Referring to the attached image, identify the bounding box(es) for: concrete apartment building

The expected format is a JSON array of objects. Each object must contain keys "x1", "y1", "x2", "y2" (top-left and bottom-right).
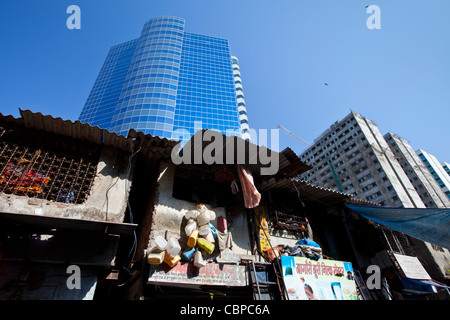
[
  {"x1": 417, "y1": 149, "x2": 450, "y2": 201},
  {"x1": 443, "y1": 162, "x2": 450, "y2": 177},
  {"x1": 384, "y1": 133, "x2": 450, "y2": 208},
  {"x1": 299, "y1": 110, "x2": 425, "y2": 209},
  {"x1": 298, "y1": 111, "x2": 450, "y2": 282}
]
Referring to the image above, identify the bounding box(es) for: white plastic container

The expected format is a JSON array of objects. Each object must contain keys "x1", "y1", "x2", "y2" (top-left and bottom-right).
[
  {"x1": 184, "y1": 220, "x2": 197, "y2": 237},
  {"x1": 197, "y1": 204, "x2": 207, "y2": 213},
  {"x1": 154, "y1": 235, "x2": 167, "y2": 250},
  {"x1": 194, "y1": 250, "x2": 206, "y2": 268},
  {"x1": 204, "y1": 231, "x2": 215, "y2": 244},
  {"x1": 198, "y1": 204, "x2": 216, "y2": 221},
  {"x1": 208, "y1": 209, "x2": 216, "y2": 220},
  {"x1": 197, "y1": 211, "x2": 210, "y2": 226},
  {"x1": 198, "y1": 224, "x2": 211, "y2": 236},
  {"x1": 166, "y1": 237, "x2": 181, "y2": 257},
  {"x1": 185, "y1": 210, "x2": 199, "y2": 220}
]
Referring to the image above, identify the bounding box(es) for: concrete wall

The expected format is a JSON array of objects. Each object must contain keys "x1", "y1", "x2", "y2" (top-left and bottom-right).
[
  {"x1": 0, "y1": 146, "x2": 131, "y2": 223},
  {"x1": 410, "y1": 238, "x2": 450, "y2": 281},
  {"x1": 354, "y1": 113, "x2": 425, "y2": 208},
  {"x1": 385, "y1": 133, "x2": 450, "y2": 208}
]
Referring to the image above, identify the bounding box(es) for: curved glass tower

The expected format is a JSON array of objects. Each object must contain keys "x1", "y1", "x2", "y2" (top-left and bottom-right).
[
  {"x1": 231, "y1": 56, "x2": 251, "y2": 141},
  {"x1": 79, "y1": 16, "x2": 243, "y2": 141}
]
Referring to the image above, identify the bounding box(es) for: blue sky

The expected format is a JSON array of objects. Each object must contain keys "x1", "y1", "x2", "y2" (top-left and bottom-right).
[{"x1": 1, "y1": 0, "x2": 449, "y2": 162}]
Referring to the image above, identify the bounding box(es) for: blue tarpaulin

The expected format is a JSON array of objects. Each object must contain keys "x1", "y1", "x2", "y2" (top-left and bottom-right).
[{"x1": 346, "y1": 205, "x2": 450, "y2": 249}]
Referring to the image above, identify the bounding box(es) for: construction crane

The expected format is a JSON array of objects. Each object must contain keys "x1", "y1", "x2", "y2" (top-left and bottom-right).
[
  {"x1": 277, "y1": 125, "x2": 312, "y2": 148},
  {"x1": 278, "y1": 125, "x2": 343, "y2": 191}
]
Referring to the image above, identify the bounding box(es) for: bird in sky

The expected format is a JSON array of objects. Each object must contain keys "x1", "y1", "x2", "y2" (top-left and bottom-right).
[{"x1": 324, "y1": 83, "x2": 328, "y2": 86}]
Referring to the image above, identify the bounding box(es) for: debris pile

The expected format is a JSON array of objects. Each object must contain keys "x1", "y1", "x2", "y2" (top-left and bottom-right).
[{"x1": 276, "y1": 238, "x2": 323, "y2": 261}]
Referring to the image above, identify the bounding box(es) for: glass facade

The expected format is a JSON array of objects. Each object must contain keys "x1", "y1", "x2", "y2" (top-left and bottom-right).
[{"x1": 78, "y1": 16, "x2": 242, "y2": 141}]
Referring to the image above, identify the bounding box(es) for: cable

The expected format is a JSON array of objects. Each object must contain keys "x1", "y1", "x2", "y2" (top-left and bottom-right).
[
  {"x1": 117, "y1": 147, "x2": 141, "y2": 287},
  {"x1": 105, "y1": 176, "x2": 120, "y2": 222},
  {"x1": 125, "y1": 146, "x2": 141, "y2": 222},
  {"x1": 291, "y1": 179, "x2": 305, "y2": 208},
  {"x1": 291, "y1": 178, "x2": 339, "y2": 209}
]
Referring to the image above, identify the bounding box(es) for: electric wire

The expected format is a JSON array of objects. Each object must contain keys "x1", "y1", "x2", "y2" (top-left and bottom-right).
[{"x1": 117, "y1": 147, "x2": 141, "y2": 287}]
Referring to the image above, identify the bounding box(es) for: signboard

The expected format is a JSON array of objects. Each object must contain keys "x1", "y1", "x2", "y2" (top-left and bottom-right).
[
  {"x1": 148, "y1": 262, "x2": 248, "y2": 287},
  {"x1": 393, "y1": 253, "x2": 431, "y2": 280},
  {"x1": 254, "y1": 207, "x2": 271, "y2": 252},
  {"x1": 281, "y1": 256, "x2": 359, "y2": 300}
]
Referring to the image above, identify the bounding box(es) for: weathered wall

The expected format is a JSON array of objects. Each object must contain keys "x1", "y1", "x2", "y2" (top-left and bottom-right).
[
  {"x1": 0, "y1": 146, "x2": 131, "y2": 223},
  {"x1": 410, "y1": 238, "x2": 450, "y2": 281}
]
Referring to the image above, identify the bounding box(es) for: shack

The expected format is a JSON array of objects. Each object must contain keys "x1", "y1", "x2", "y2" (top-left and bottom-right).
[
  {"x1": 3, "y1": 113, "x2": 446, "y2": 300},
  {"x1": 132, "y1": 130, "x2": 381, "y2": 300},
  {"x1": 0, "y1": 110, "x2": 173, "y2": 300}
]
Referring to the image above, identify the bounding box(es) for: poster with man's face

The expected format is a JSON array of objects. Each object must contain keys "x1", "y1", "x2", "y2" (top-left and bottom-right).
[{"x1": 281, "y1": 256, "x2": 359, "y2": 300}]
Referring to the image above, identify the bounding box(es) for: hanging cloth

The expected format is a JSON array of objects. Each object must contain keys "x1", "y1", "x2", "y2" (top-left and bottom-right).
[
  {"x1": 217, "y1": 230, "x2": 234, "y2": 251},
  {"x1": 237, "y1": 164, "x2": 261, "y2": 208}
]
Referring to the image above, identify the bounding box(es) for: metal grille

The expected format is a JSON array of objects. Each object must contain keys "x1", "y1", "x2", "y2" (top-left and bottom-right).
[
  {"x1": 0, "y1": 127, "x2": 99, "y2": 204},
  {"x1": 381, "y1": 227, "x2": 415, "y2": 256}
]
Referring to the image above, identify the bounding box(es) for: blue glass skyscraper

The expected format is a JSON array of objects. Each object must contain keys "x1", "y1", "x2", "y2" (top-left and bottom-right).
[{"x1": 79, "y1": 16, "x2": 249, "y2": 141}]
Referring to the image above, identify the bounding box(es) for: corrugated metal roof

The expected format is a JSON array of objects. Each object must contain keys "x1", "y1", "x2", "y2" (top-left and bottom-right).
[
  {"x1": 0, "y1": 111, "x2": 311, "y2": 172},
  {"x1": 176, "y1": 130, "x2": 312, "y2": 176},
  {"x1": 128, "y1": 128, "x2": 178, "y2": 160},
  {"x1": 16, "y1": 109, "x2": 134, "y2": 152},
  {"x1": 0, "y1": 110, "x2": 177, "y2": 160},
  {"x1": 278, "y1": 147, "x2": 313, "y2": 177},
  {"x1": 257, "y1": 177, "x2": 378, "y2": 206},
  {"x1": 1, "y1": 111, "x2": 376, "y2": 207}
]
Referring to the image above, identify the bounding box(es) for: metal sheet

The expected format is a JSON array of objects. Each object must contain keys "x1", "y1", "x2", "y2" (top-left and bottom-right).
[
  {"x1": 18, "y1": 109, "x2": 134, "y2": 152},
  {"x1": 176, "y1": 130, "x2": 312, "y2": 176},
  {"x1": 1, "y1": 110, "x2": 177, "y2": 161},
  {"x1": 258, "y1": 177, "x2": 378, "y2": 206}
]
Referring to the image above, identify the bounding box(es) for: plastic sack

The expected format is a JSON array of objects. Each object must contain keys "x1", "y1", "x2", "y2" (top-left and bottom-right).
[{"x1": 295, "y1": 238, "x2": 321, "y2": 248}]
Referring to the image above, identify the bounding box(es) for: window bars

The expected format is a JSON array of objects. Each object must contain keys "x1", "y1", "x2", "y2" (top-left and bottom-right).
[{"x1": 0, "y1": 127, "x2": 99, "y2": 204}]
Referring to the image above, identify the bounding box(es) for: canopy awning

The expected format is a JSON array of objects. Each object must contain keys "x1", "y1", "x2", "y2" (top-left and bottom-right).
[{"x1": 346, "y1": 204, "x2": 450, "y2": 249}]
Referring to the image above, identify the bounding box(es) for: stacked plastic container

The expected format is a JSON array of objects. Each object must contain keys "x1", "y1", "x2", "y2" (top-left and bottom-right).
[{"x1": 147, "y1": 204, "x2": 219, "y2": 269}]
